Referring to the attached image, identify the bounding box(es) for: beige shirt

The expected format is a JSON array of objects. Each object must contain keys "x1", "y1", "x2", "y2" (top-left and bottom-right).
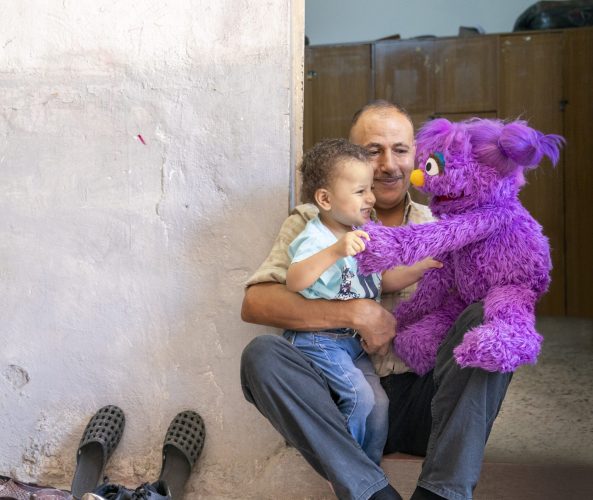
[{"x1": 245, "y1": 193, "x2": 434, "y2": 376}]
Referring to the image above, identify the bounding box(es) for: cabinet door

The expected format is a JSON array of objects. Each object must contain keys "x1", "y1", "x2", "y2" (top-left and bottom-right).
[
  {"x1": 564, "y1": 28, "x2": 593, "y2": 317},
  {"x1": 499, "y1": 32, "x2": 565, "y2": 316},
  {"x1": 434, "y1": 36, "x2": 498, "y2": 114},
  {"x1": 374, "y1": 39, "x2": 434, "y2": 129},
  {"x1": 304, "y1": 44, "x2": 372, "y2": 152}
]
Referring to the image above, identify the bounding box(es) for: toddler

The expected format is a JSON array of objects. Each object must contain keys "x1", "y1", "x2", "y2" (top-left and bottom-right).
[{"x1": 285, "y1": 138, "x2": 441, "y2": 464}]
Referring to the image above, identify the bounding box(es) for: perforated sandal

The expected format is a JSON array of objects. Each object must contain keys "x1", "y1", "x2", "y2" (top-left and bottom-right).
[
  {"x1": 158, "y1": 411, "x2": 205, "y2": 499},
  {"x1": 71, "y1": 405, "x2": 125, "y2": 499}
]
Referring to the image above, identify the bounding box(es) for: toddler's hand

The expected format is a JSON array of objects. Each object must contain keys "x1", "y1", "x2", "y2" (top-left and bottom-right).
[
  {"x1": 334, "y1": 230, "x2": 370, "y2": 258},
  {"x1": 414, "y1": 256, "x2": 443, "y2": 275}
]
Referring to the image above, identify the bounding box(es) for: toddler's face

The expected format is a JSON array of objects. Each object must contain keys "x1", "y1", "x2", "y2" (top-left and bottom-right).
[{"x1": 327, "y1": 159, "x2": 375, "y2": 228}]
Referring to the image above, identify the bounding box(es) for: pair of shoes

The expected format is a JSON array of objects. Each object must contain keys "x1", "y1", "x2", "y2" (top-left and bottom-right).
[{"x1": 71, "y1": 407, "x2": 205, "y2": 500}]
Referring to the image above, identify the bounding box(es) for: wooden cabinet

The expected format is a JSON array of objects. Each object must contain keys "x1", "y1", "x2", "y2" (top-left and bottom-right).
[
  {"x1": 434, "y1": 36, "x2": 498, "y2": 115},
  {"x1": 499, "y1": 32, "x2": 566, "y2": 316},
  {"x1": 564, "y1": 29, "x2": 593, "y2": 317},
  {"x1": 374, "y1": 36, "x2": 499, "y2": 126},
  {"x1": 303, "y1": 44, "x2": 372, "y2": 152},
  {"x1": 303, "y1": 28, "x2": 593, "y2": 317},
  {"x1": 374, "y1": 39, "x2": 434, "y2": 128}
]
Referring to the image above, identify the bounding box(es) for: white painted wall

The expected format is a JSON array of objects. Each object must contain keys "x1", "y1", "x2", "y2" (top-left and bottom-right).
[
  {"x1": 305, "y1": 0, "x2": 569, "y2": 45},
  {"x1": 0, "y1": 1, "x2": 304, "y2": 497}
]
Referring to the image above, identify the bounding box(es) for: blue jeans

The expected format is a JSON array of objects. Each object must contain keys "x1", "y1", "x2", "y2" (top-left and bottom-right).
[
  {"x1": 283, "y1": 330, "x2": 389, "y2": 465},
  {"x1": 241, "y1": 303, "x2": 512, "y2": 500}
]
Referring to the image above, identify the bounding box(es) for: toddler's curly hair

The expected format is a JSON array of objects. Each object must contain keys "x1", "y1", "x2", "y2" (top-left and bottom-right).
[{"x1": 299, "y1": 138, "x2": 371, "y2": 204}]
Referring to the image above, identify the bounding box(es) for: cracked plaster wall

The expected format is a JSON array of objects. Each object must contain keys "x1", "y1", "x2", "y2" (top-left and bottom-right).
[{"x1": 0, "y1": 1, "x2": 303, "y2": 497}]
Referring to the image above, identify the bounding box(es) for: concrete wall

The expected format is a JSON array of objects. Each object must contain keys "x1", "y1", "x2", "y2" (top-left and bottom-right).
[
  {"x1": 305, "y1": 0, "x2": 569, "y2": 45},
  {"x1": 0, "y1": 1, "x2": 304, "y2": 497}
]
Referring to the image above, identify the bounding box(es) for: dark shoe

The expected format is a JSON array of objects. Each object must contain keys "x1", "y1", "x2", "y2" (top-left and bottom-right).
[
  {"x1": 410, "y1": 486, "x2": 445, "y2": 499},
  {"x1": 71, "y1": 406, "x2": 126, "y2": 499},
  {"x1": 92, "y1": 481, "x2": 135, "y2": 500},
  {"x1": 158, "y1": 411, "x2": 205, "y2": 499},
  {"x1": 92, "y1": 480, "x2": 169, "y2": 500},
  {"x1": 130, "y1": 481, "x2": 171, "y2": 499},
  {"x1": 369, "y1": 484, "x2": 403, "y2": 500}
]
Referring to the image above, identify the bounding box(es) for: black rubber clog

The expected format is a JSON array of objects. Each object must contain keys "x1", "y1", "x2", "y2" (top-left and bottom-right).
[
  {"x1": 71, "y1": 405, "x2": 125, "y2": 499},
  {"x1": 158, "y1": 411, "x2": 205, "y2": 499}
]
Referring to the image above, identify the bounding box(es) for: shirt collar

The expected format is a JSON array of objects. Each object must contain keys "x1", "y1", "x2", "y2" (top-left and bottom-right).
[
  {"x1": 403, "y1": 192, "x2": 413, "y2": 224},
  {"x1": 371, "y1": 192, "x2": 414, "y2": 224}
]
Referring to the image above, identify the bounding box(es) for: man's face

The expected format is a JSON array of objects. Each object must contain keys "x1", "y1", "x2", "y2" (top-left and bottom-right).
[{"x1": 349, "y1": 109, "x2": 415, "y2": 212}]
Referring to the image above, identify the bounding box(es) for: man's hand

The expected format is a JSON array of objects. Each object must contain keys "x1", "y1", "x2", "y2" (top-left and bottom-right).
[
  {"x1": 349, "y1": 299, "x2": 396, "y2": 356},
  {"x1": 242, "y1": 284, "x2": 396, "y2": 356}
]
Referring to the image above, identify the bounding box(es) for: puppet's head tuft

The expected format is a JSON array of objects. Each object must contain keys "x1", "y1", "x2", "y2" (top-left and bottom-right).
[{"x1": 413, "y1": 118, "x2": 564, "y2": 217}]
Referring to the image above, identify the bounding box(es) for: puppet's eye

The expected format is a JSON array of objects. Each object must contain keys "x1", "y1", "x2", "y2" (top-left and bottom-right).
[{"x1": 425, "y1": 152, "x2": 445, "y2": 176}]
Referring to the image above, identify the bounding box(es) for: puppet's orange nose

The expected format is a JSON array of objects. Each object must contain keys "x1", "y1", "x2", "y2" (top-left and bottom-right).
[{"x1": 410, "y1": 169, "x2": 425, "y2": 187}]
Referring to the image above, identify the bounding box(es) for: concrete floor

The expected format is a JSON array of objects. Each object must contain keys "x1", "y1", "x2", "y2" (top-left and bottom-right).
[
  {"x1": 7, "y1": 316, "x2": 587, "y2": 498},
  {"x1": 486, "y1": 316, "x2": 593, "y2": 466},
  {"x1": 383, "y1": 316, "x2": 593, "y2": 500},
  {"x1": 243, "y1": 316, "x2": 593, "y2": 499}
]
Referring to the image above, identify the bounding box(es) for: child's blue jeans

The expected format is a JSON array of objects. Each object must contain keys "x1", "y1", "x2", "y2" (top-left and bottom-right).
[{"x1": 282, "y1": 329, "x2": 389, "y2": 465}]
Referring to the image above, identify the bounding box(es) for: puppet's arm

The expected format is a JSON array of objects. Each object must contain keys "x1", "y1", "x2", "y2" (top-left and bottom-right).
[{"x1": 357, "y1": 207, "x2": 510, "y2": 274}]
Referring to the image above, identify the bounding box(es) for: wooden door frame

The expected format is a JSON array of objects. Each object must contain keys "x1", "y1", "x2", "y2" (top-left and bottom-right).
[{"x1": 290, "y1": 0, "x2": 305, "y2": 210}]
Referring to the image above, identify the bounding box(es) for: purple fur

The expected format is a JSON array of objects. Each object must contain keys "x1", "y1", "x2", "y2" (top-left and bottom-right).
[{"x1": 356, "y1": 118, "x2": 563, "y2": 374}]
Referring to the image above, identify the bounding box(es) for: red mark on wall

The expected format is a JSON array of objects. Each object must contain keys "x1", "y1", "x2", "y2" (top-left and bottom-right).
[{"x1": 137, "y1": 134, "x2": 146, "y2": 145}]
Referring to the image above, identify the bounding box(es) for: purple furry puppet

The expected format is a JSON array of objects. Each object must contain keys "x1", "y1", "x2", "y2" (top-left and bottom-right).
[{"x1": 356, "y1": 118, "x2": 564, "y2": 374}]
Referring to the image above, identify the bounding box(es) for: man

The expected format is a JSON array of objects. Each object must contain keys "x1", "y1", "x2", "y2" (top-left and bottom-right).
[{"x1": 240, "y1": 100, "x2": 512, "y2": 500}]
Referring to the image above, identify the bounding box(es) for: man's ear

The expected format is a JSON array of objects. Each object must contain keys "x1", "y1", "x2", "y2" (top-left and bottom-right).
[{"x1": 314, "y1": 188, "x2": 331, "y2": 211}]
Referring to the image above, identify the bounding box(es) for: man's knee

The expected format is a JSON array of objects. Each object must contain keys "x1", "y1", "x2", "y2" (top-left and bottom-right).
[
  {"x1": 446, "y1": 302, "x2": 484, "y2": 345},
  {"x1": 457, "y1": 302, "x2": 484, "y2": 330},
  {"x1": 241, "y1": 335, "x2": 285, "y2": 404},
  {"x1": 241, "y1": 335, "x2": 285, "y2": 376}
]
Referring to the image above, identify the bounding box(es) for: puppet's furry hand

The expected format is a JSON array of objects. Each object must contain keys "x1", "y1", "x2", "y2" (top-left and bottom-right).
[
  {"x1": 454, "y1": 322, "x2": 543, "y2": 372},
  {"x1": 356, "y1": 222, "x2": 405, "y2": 275},
  {"x1": 394, "y1": 323, "x2": 442, "y2": 376}
]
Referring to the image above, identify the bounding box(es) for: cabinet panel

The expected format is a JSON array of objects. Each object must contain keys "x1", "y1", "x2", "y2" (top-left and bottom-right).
[
  {"x1": 374, "y1": 39, "x2": 434, "y2": 115},
  {"x1": 304, "y1": 44, "x2": 372, "y2": 152},
  {"x1": 435, "y1": 36, "x2": 498, "y2": 113},
  {"x1": 564, "y1": 28, "x2": 593, "y2": 317},
  {"x1": 499, "y1": 33, "x2": 565, "y2": 316},
  {"x1": 409, "y1": 112, "x2": 434, "y2": 132}
]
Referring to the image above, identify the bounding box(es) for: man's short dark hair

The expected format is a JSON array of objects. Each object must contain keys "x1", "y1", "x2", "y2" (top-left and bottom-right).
[
  {"x1": 350, "y1": 99, "x2": 413, "y2": 131},
  {"x1": 299, "y1": 138, "x2": 370, "y2": 205}
]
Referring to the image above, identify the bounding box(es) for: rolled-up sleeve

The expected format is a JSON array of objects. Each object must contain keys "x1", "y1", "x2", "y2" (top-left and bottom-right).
[{"x1": 245, "y1": 204, "x2": 318, "y2": 287}]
